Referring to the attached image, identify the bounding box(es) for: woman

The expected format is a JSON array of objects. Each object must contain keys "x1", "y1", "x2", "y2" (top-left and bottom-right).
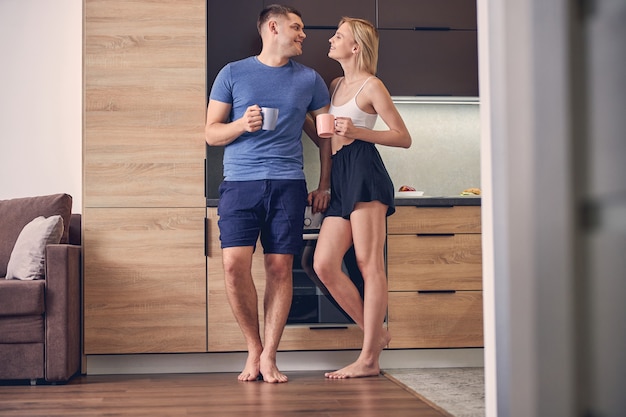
[{"x1": 307, "y1": 17, "x2": 412, "y2": 379}]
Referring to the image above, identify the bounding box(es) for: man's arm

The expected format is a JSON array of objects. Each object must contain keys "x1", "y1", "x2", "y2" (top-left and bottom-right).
[
  {"x1": 205, "y1": 100, "x2": 263, "y2": 146},
  {"x1": 306, "y1": 106, "x2": 332, "y2": 213}
]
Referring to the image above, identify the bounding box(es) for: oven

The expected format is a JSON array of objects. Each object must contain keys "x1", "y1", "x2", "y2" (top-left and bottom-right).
[{"x1": 287, "y1": 207, "x2": 365, "y2": 326}]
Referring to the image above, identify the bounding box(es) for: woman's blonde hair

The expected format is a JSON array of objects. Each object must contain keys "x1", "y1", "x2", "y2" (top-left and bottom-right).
[{"x1": 339, "y1": 17, "x2": 379, "y2": 75}]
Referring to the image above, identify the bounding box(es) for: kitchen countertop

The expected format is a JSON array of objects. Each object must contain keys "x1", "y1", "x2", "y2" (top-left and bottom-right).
[
  {"x1": 207, "y1": 196, "x2": 480, "y2": 208},
  {"x1": 394, "y1": 195, "x2": 481, "y2": 206}
]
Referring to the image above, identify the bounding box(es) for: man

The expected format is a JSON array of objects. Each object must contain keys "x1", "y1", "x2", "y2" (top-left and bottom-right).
[{"x1": 205, "y1": 4, "x2": 331, "y2": 383}]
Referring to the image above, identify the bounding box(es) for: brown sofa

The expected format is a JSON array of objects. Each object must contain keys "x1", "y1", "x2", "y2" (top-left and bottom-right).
[{"x1": 0, "y1": 194, "x2": 81, "y2": 384}]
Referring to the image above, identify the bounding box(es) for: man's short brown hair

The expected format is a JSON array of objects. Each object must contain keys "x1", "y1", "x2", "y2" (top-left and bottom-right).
[{"x1": 257, "y1": 4, "x2": 302, "y2": 34}]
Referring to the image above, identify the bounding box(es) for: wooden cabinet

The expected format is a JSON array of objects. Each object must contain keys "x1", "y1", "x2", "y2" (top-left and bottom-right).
[
  {"x1": 207, "y1": 208, "x2": 364, "y2": 352},
  {"x1": 83, "y1": 208, "x2": 206, "y2": 354},
  {"x1": 279, "y1": 325, "x2": 364, "y2": 351},
  {"x1": 377, "y1": 0, "x2": 478, "y2": 96},
  {"x1": 264, "y1": 0, "x2": 376, "y2": 28},
  {"x1": 378, "y1": 30, "x2": 478, "y2": 96},
  {"x1": 378, "y1": 0, "x2": 477, "y2": 29},
  {"x1": 386, "y1": 205, "x2": 483, "y2": 348},
  {"x1": 83, "y1": 0, "x2": 207, "y2": 354},
  {"x1": 388, "y1": 291, "x2": 483, "y2": 348}
]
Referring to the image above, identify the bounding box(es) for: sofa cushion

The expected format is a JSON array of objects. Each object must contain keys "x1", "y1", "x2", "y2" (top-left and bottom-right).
[
  {"x1": 0, "y1": 194, "x2": 72, "y2": 277},
  {"x1": 0, "y1": 316, "x2": 44, "y2": 343},
  {"x1": 0, "y1": 280, "x2": 45, "y2": 316},
  {"x1": 5, "y1": 215, "x2": 64, "y2": 280},
  {"x1": 0, "y1": 343, "x2": 44, "y2": 380}
]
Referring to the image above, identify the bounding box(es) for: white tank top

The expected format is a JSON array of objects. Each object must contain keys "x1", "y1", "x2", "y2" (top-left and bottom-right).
[{"x1": 329, "y1": 77, "x2": 378, "y2": 129}]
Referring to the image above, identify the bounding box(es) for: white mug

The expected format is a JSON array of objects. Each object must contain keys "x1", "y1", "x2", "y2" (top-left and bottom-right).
[{"x1": 261, "y1": 107, "x2": 279, "y2": 131}]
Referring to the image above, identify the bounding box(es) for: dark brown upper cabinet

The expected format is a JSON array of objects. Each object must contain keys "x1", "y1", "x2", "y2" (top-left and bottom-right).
[
  {"x1": 207, "y1": 0, "x2": 263, "y2": 88},
  {"x1": 378, "y1": 0, "x2": 478, "y2": 30},
  {"x1": 377, "y1": 30, "x2": 478, "y2": 96},
  {"x1": 207, "y1": 0, "x2": 479, "y2": 98},
  {"x1": 376, "y1": 0, "x2": 478, "y2": 96},
  {"x1": 263, "y1": 0, "x2": 376, "y2": 28}
]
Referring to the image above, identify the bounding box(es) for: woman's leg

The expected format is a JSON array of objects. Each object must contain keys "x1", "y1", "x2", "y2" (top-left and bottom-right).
[
  {"x1": 313, "y1": 216, "x2": 364, "y2": 326},
  {"x1": 324, "y1": 201, "x2": 390, "y2": 378}
]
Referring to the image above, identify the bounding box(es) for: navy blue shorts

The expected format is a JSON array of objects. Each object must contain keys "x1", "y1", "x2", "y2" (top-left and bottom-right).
[{"x1": 217, "y1": 179, "x2": 308, "y2": 254}]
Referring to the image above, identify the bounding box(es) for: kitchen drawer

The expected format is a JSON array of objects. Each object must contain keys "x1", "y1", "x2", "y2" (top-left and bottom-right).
[
  {"x1": 388, "y1": 291, "x2": 483, "y2": 348},
  {"x1": 387, "y1": 206, "x2": 481, "y2": 234},
  {"x1": 280, "y1": 325, "x2": 365, "y2": 351},
  {"x1": 208, "y1": 287, "x2": 365, "y2": 351},
  {"x1": 387, "y1": 234, "x2": 482, "y2": 291}
]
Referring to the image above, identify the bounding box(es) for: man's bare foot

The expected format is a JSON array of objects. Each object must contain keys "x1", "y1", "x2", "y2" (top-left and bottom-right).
[
  {"x1": 324, "y1": 360, "x2": 380, "y2": 379},
  {"x1": 259, "y1": 355, "x2": 288, "y2": 383},
  {"x1": 238, "y1": 353, "x2": 260, "y2": 382}
]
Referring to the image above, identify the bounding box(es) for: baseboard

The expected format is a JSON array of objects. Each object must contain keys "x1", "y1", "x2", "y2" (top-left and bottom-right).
[{"x1": 85, "y1": 348, "x2": 484, "y2": 375}]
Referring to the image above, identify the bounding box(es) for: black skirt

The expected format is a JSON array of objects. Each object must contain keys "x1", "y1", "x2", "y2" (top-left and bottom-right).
[{"x1": 326, "y1": 140, "x2": 396, "y2": 219}]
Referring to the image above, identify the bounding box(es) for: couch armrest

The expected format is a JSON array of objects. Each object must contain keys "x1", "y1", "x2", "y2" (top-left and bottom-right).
[{"x1": 44, "y1": 244, "x2": 81, "y2": 382}]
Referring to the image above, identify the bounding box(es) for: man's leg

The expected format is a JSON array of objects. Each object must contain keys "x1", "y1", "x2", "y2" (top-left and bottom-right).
[
  {"x1": 222, "y1": 246, "x2": 263, "y2": 381},
  {"x1": 259, "y1": 253, "x2": 293, "y2": 383},
  {"x1": 256, "y1": 178, "x2": 307, "y2": 383}
]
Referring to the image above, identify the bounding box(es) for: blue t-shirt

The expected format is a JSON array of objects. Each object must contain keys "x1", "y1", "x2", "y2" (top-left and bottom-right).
[{"x1": 209, "y1": 56, "x2": 330, "y2": 181}]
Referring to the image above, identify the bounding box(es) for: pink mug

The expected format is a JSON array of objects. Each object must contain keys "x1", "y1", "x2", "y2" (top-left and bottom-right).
[{"x1": 315, "y1": 113, "x2": 335, "y2": 138}]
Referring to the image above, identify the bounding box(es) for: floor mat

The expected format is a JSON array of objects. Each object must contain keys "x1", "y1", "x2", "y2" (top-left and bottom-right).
[{"x1": 383, "y1": 367, "x2": 485, "y2": 417}]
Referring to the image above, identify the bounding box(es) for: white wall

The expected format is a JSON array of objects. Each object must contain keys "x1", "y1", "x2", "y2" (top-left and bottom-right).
[{"x1": 0, "y1": 0, "x2": 82, "y2": 213}]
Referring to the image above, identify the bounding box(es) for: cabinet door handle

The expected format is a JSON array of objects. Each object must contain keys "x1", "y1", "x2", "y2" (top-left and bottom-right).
[
  {"x1": 204, "y1": 218, "x2": 210, "y2": 257},
  {"x1": 306, "y1": 25, "x2": 336, "y2": 30},
  {"x1": 412, "y1": 204, "x2": 453, "y2": 208},
  {"x1": 413, "y1": 26, "x2": 451, "y2": 31},
  {"x1": 416, "y1": 233, "x2": 455, "y2": 237},
  {"x1": 417, "y1": 290, "x2": 457, "y2": 294},
  {"x1": 309, "y1": 326, "x2": 349, "y2": 330}
]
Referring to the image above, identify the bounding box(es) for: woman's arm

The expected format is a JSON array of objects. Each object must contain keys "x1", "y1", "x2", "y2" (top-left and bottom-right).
[{"x1": 335, "y1": 77, "x2": 412, "y2": 149}]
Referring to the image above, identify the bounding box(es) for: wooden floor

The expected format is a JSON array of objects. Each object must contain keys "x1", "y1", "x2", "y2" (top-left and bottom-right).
[{"x1": 0, "y1": 371, "x2": 448, "y2": 417}]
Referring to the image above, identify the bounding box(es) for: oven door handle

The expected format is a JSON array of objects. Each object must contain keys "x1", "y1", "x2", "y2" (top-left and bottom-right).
[{"x1": 303, "y1": 233, "x2": 319, "y2": 241}]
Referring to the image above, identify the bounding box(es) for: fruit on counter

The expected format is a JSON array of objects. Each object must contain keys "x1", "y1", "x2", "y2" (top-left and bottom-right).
[
  {"x1": 398, "y1": 185, "x2": 416, "y2": 192},
  {"x1": 461, "y1": 187, "x2": 481, "y2": 195}
]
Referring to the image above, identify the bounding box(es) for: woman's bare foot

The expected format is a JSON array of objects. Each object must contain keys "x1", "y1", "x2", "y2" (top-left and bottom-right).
[
  {"x1": 259, "y1": 354, "x2": 288, "y2": 383},
  {"x1": 324, "y1": 360, "x2": 381, "y2": 379},
  {"x1": 238, "y1": 353, "x2": 260, "y2": 382},
  {"x1": 325, "y1": 328, "x2": 390, "y2": 379}
]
